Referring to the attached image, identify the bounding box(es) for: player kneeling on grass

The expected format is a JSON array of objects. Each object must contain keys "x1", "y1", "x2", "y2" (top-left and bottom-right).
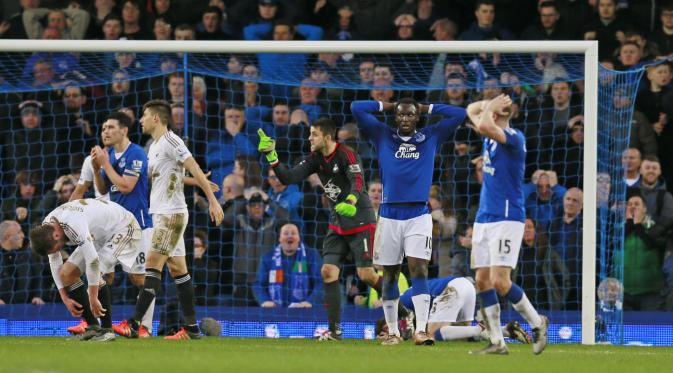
[
  {"x1": 375, "y1": 276, "x2": 530, "y2": 344},
  {"x1": 29, "y1": 198, "x2": 142, "y2": 342}
]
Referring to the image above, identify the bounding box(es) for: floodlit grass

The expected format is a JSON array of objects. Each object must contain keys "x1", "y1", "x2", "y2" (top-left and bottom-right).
[{"x1": 1, "y1": 337, "x2": 670, "y2": 373}]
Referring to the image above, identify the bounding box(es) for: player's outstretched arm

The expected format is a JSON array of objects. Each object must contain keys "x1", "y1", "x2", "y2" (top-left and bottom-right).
[
  {"x1": 350, "y1": 101, "x2": 390, "y2": 140},
  {"x1": 184, "y1": 171, "x2": 220, "y2": 193},
  {"x1": 426, "y1": 102, "x2": 468, "y2": 138},
  {"x1": 183, "y1": 157, "x2": 224, "y2": 226},
  {"x1": 69, "y1": 182, "x2": 91, "y2": 201},
  {"x1": 257, "y1": 129, "x2": 317, "y2": 185}
]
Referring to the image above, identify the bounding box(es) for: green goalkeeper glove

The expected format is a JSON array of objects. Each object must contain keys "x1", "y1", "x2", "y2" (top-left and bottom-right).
[
  {"x1": 257, "y1": 128, "x2": 278, "y2": 164},
  {"x1": 335, "y1": 194, "x2": 358, "y2": 217}
]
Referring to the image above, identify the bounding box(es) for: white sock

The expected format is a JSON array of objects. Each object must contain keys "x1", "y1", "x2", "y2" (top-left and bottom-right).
[
  {"x1": 438, "y1": 325, "x2": 482, "y2": 340},
  {"x1": 141, "y1": 298, "x2": 155, "y2": 333},
  {"x1": 382, "y1": 299, "x2": 400, "y2": 336},
  {"x1": 512, "y1": 293, "x2": 542, "y2": 329},
  {"x1": 411, "y1": 294, "x2": 431, "y2": 333},
  {"x1": 482, "y1": 304, "x2": 505, "y2": 345}
]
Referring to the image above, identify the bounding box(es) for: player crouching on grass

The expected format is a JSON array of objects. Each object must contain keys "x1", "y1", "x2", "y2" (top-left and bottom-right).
[
  {"x1": 29, "y1": 198, "x2": 143, "y2": 342},
  {"x1": 375, "y1": 276, "x2": 530, "y2": 344}
]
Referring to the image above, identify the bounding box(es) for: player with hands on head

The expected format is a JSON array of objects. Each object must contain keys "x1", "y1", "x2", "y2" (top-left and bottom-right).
[
  {"x1": 257, "y1": 118, "x2": 384, "y2": 341},
  {"x1": 351, "y1": 97, "x2": 467, "y2": 346},
  {"x1": 465, "y1": 94, "x2": 549, "y2": 355}
]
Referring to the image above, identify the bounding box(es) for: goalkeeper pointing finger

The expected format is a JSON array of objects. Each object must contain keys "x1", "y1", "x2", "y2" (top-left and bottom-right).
[{"x1": 258, "y1": 118, "x2": 385, "y2": 341}]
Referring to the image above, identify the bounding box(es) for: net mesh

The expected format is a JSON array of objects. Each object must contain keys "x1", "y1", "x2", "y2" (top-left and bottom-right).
[{"x1": 0, "y1": 49, "x2": 644, "y2": 343}]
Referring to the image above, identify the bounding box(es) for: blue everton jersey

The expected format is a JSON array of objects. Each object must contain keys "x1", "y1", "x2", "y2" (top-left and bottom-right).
[
  {"x1": 476, "y1": 127, "x2": 526, "y2": 223},
  {"x1": 102, "y1": 143, "x2": 152, "y2": 229},
  {"x1": 351, "y1": 101, "x2": 466, "y2": 209},
  {"x1": 400, "y1": 276, "x2": 458, "y2": 310}
]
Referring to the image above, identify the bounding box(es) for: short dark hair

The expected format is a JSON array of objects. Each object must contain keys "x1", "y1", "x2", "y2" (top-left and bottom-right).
[
  {"x1": 29, "y1": 224, "x2": 57, "y2": 257},
  {"x1": 539, "y1": 1, "x2": 558, "y2": 12},
  {"x1": 312, "y1": 117, "x2": 337, "y2": 140},
  {"x1": 396, "y1": 97, "x2": 419, "y2": 112},
  {"x1": 175, "y1": 23, "x2": 195, "y2": 33},
  {"x1": 102, "y1": 13, "x2": 122, "y2": 26},
  {"x1": 475, "y1": 0, "x2": 495, "y2": 10},
  {"x1": 107, "y1": 111, "x2": 132, "y2": 129},
  {"x1": 202, "y1": 6, "x2": 222, "y2": 20},
  {"x1": 143, "y1": 99, "x2": 172, "y2": 126},
  {"x1": 642, "y1": 155, "x2": 660, "y2": 163}
]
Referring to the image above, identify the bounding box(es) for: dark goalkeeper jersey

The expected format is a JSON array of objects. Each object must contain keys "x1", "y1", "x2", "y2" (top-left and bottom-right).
[{"x1": 272, "y1": 143, "x2": 376, "y2": 233}]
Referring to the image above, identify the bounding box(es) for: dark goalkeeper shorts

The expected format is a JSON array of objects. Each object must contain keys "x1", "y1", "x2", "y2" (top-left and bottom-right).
[{"x1": 322, "y1": 224, "x2": 376, "y2": 268}]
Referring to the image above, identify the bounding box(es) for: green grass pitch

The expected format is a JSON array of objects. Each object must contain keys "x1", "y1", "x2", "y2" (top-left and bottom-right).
[{"x1": 1, "y1": 337, "x2": 670, "y2": 373}]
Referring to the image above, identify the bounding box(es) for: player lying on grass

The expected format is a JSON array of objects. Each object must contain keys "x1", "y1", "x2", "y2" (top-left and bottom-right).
[
  {"x1": 29, "y1": 198, "x2": 142, "y2": 341},
  {"x1": 375, "y1": 276, "x2": 530, "y2": 344}
]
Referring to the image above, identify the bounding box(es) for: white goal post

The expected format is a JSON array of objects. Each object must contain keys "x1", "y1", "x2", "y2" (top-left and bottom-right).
[{"x1": 0, "y1": 39, "x2": 599, "y2": 345}]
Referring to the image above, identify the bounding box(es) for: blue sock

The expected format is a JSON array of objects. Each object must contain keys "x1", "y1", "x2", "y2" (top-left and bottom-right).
[
  {"x1": 505, "y1": 284, "x2": 524, "y2": 304},
  {"x1": 411, "y1": 277, "x2": 429, "y2": 296},
  {"x1": 434, "y1": 329, "x2": 444, "y2": 341},
  {"x1": 382, "y1": 281, "x2": 399, "y2": 300},
  {"x1": 478, "y1": 288, "x2": 499, "y2": 308}
]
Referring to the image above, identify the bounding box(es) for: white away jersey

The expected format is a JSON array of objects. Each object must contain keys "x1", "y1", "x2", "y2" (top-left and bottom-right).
[
  {"x1": 148, "y1": 131, "x2": 192, "y2": 214},
  {"x1": 43, "y1": 198, "x2": 135, "y2": 249},
  {"x1": 78, "y1": 155, "x2": 108, "y2": 200}
]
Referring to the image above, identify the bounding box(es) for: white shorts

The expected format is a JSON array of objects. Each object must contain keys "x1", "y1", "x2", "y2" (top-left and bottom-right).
[
  {"x1": 121, "y1": 227, "x2": 152, "y2": 274},
  {"x1": 373, "y1": 213, "x2": 433, "y2": 265},
  {"x1": 471, "y1": 221, "x2": 525, "y2": 269},
  {"x1": 428, "y1": 277, "x2": 476, "y2": 323},
  {"x1": 69, "y1": 218, "x2": 142, "y2": 275},
  {"x1": 150, "y1": 213, "x2": 187, "y2": 257}
]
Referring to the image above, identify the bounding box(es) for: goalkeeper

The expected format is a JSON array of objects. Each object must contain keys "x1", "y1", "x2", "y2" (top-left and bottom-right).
[{"x1": 258, "y1": 118, "x2": 384, "y2": 341}]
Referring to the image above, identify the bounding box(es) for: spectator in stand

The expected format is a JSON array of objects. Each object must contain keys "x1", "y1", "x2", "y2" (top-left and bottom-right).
[
  {"x1": 54, "y1": 85, "x2": 98, "y2": 168},
  {"x1": 629, "y1": 108, "x2": 658, "y2": 158},
  {"x1": 639, "y1": 156, "x2": 673, "y2": 230},
  {"x1": 152, "y1": 15, "x2": 172, "y2": 40},
  {"x1": 22, "y1": 28, "x2": 82, "y2": 86},
  {"x1": 150, "y1": 0, "x2": 177, "y2": 24},
  {"x1": 87, "y1": 0, "x2": 117, "y2": 39},
  {"x1": 524, "y1": 170, "x2": 567, "y2": 230},
  {"x1": 405, "y1": 0, "x2": 439, "y2": 40},
  {"x1": 196, "y1": 6, "x2": 233, "y2": 40},
  {"x1": 166, "y1": 72, "x2": 184, "y2": 105},
  {"x1": 367, "y1": 179, "x2": 382, "y2": 218},
  {"x1": 35, "y1": 175, "x2": 76, "y2": 222},
  {"x1": 514, "y1": 218, "x2": 549, "y2": 310},
  {"x1": 170, "y1": 102, "x2": 185, "y2": 137},
  {"x1": 624, "y1": 29, "x2": 659, "y2": 62},
  {"x1": 324, "y1": 5, "x2": 359, "y2": 40},
  {"x1": 552, "y1": 115, "x2": 584, "y2": 188},
  {"x1": 0, "y1": 220, "x2": 45, "y2": 305},
  {"x1": 267, "y1": 168, "x2": 302, "y2": 226},
  {"x1": 548, "y1": 187, "x2": 583, "y2": 311},
  {"x1": 100, "y1": 13, "x2": 123, "y2": 40},
  {"x1": 393, "y1": 13, "x2": 417, "y2": 41},
  {"x1": 614, "y1": 193, "x2": 668, "y2": 311},
  {"x1": 0, "y1": 171, "x2": 41, "y2": 232},
  {"x1": 120, "y1": 0, "x2": 151, "y2": 39},
  {"x1": 192, "y1": 229, "x2": 219, "y2": 306},
  {"x1": 23, "y1": 4, "x2": 90, "y2": 39},
  {"x1": 616, "y1": 41, "x2": 644, "y2": 71},
  {"x1": 205, "y1": 107, "x2": 257, "y2": 196},
  {"x1": 296, "y1": 78, "x2": 323, "y2": 124},
  {"x1": 3, "y1": 100, "x2": 60, "y2": 185},
  {"x1": 231, "y1": 192, "x2": 288, "y2": 306},
  {"x1": 434, "y1": 73, "x2": 468, "y2": 106},
  {"x1": 0, "y1": 0, "x2": 38, "y2": 39},
  {"x1": 582, "y1": 0, "x2": 631, "y2": 60},
  {"x1": 649, "y1": 4, "x2": 673, "y2": 57},
  {"x1": 374, "y1": 63, "x2": 395, "y2": 85},
  {"x1": 622, "y1": 147, "x2": 643, "y2": 187},
  {"x1": 244, "y1": 19, "x2": 323, "y2": 82},
  {"x1": 448, "y1": 225, "x2": 473, "y2": 278},
  {"x1": 636, "y1": 62, "x2": 671, "y2": 126},
  {"x1": 426, "y1": 18, "x2": 459, "y2": 92},
  {"x1": 458, "y1": 0, "x2": 514, "y2": 41},
  {"x1": 520, "y1": 1, "x2": 573, "y2": 40},
  {"x1": 174, "y1": 23, "x2": 195, "y2": 40},
  {"x1": 333, "y1": 0, "x2": 409, "y2": 40},
  {"x1": 254, "y1": 223, "x2": 322, "y2": 308},
  {"x1": 369, "y1": 78, "x2": 395, "y2": 103}
]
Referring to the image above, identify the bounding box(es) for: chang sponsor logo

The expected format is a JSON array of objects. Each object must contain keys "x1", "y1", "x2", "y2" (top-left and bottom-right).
[{"x1": 394, "y1": 143, "x2": 420, "y2": 159}]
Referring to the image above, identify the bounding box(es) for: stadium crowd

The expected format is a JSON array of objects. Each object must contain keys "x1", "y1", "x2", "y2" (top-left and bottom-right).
[{"x1": 1, "y1": 0, "x2": 673, "y2": 317}]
